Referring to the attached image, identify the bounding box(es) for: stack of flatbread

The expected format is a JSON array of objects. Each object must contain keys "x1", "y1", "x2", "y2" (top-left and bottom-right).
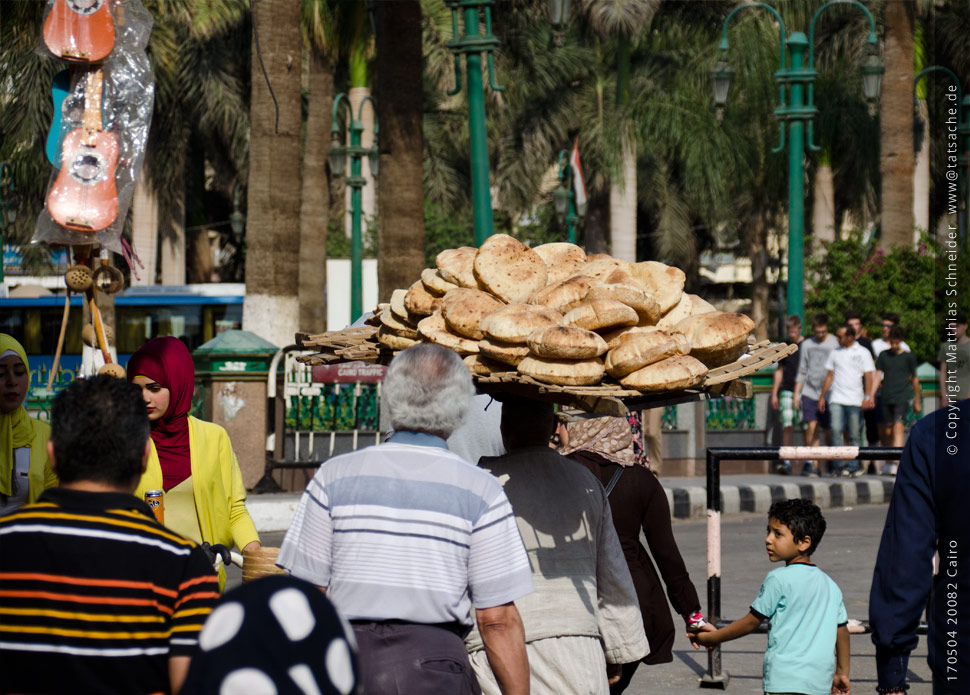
[{"x1": 372, "y1": 234, "x2": 755, "y2": 392}]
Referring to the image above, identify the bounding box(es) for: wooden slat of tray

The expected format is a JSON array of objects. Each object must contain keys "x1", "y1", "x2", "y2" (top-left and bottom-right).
[{"x1": 703, "y1": 340, "x2": 797, "y2": 385}]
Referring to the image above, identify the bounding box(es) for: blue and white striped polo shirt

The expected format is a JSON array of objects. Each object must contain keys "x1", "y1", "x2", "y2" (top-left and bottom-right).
[{"x1": 277, "y1": 432, "x2": 534, "y2": 626}]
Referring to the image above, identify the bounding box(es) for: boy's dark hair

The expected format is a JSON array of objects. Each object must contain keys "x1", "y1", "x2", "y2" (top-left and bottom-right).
[
  {"x1": 841, "y1": 323, "x2": 856, "y2": 338},
  {"x1": 50, "y1": 375, "x2": 150, "y2": 487},
  {"x1": 844, "y1": 310, "x2": 862, "y2": 322},
  {"x1": 499, "y1": 396, "x2": 556, "y2": 449},
  {"x1": 786, "y1": 315, "x2": 802, "y2": 330},
  {"x1": 881, "y1": 312, "x2": 900, "y2": 325},
  {"x1": 811, "y1": 313, "x2": 829, "y2": 329},
  {"x1": 768, "y1": 499, "x2": 827, "y2": 555},
  {"x1": 889, "y1": 325, "x2": 905, "y2": 341}
]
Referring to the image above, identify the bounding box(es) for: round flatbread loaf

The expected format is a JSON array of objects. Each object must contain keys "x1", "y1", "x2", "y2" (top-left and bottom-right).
[
  {"x1": 405, "y1": 280, "x2": 442, "y2": 317},
  {"x1": 480, "y1": 304, "x2": 561, "y2": 343},
  {"x1": 627, "y1": 261, "x2": 685, "y2": 314},
  {"x1": 561, "y1": 299, "x2": 639, "y2": 332},
  {"x1": 605, "y1": 330, "x2": 690, "y2": 378},
  {"x1": 586, "y1": 283, "x2": 662, "y2": 324},
  {"x1": 656, "y1": 293, "x2": 716, "y2": 328},
  {"x1": 579, "y1": 257, "x2": 625, "y2": 281},
  {"x1": 600, "y1": 325, "x2": 666, "y2": 351},
  {"x1": 533, "y1": 242, "x2": 587, "y2": 286},
  {"x1": 675, "y1": 311, "x2": 755, "y2": 367},
  {"x1": 421, "y1": 268, "x2": 459, "y2": 297},
  {"x1": 436, "y1": 247, "x2": 480, "y2": 288},
  {"x1": 390, "y1": 289, "x2": 410, "y2": 320},
  {"x1": 478, "y1": 338, "x2": 531, "y2": 366},
  {"x1": 527, "y1": 325, "x2": 607, "y2": 359},
  {"x1": 379, "y1": 309, "x2": 418, "y2": 339},
  {"x1": 464, "y1": 354, "x2": 510, "y2": 376},
  {"x1": 517, "y1": 355, "x2": 605, "y2": 386},
  {"x1": 530, "y1": 275, "x2": 598, "y2": 313},
  {"x1": 440, "y1": 288, "x2": 505, "y2": 340},
  {"x1": 473, "y1": 234, "x2": 547, "y2": 304},
  {"x1": 417, "y1": 312, "x2": 480, "y2": 355},
  {"x1": 619, "y1": 354, "x2": 709, "y2": 391},
  {"x1": 377, "y1": 326, "x2": 419, "y2": 351}
]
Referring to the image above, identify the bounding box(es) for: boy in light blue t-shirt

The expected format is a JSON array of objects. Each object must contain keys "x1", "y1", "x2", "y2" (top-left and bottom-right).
[{"x1": 690, "y1": 499, "x2": 850, "y2": 695}]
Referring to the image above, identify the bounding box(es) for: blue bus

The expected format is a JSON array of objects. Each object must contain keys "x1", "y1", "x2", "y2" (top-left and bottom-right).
[{"x1": 1, "y1": 284, "x2": 244, "y2": 389}]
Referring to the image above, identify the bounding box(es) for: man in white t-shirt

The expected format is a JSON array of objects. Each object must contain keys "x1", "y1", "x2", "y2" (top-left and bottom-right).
[{"x1": 818, "y1": 324, "x2": 876, "y2": 477}]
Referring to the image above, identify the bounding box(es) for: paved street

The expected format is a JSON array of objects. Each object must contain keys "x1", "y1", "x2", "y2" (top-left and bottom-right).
[{"x1": 230, "y1": 503, "x2": 935, "y2": 694}]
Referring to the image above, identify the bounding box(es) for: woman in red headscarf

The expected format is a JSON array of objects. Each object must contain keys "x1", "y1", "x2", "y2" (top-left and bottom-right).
[{"x1": 128, "y1": 337, "x2": 260, "y2": 567}]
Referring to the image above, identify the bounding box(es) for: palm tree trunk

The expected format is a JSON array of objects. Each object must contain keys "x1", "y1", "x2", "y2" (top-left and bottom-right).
[
  {"x1": 812, "y1": 162, "x2": 836, "y2": 251},
  {"x1": 610, "y1": 130, "x2": 637, "y2": 261},
  {"x1": 750, "y1": 213, "x2": 770, "y2": 341},
  {"x1": 160, "y1": 186, "x2": 186, "y2": 285},
  {"x1": 243, "y1": 0, "x2": 302, "y2": 346},
  {"x1": 299, "y1": 47, "x2": 333, "y2": 333},
  {"x1": 913, "y1": 99, "x2": 930, "y2": 239},
  {"x1": 878, "y1": 0, "x2": 915, "y2": 251},
  {"x1": 131, "y1": 173, "x2": 158, "y2": 285},
  {"x1": 374, "y1": 0, "x2": 425, "y2": 301}
]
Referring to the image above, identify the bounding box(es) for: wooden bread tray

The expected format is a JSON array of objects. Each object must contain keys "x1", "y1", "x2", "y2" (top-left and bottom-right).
[{"x1": 294, "y1": 328, "x2": 796, "y2": 417}]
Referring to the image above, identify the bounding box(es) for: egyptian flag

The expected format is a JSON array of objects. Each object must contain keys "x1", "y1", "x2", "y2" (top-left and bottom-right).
[{"x1": 570, "y1": 137, "x2": 588, "y2": 216}]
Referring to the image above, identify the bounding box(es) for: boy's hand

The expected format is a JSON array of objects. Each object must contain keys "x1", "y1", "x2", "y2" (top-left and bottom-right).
[
  {"x1": 687, "y1": 628, "x2": 715, "y2": 650},
  {"x1": 830, "y1": 673, "x2": 850, "y2": 694}
]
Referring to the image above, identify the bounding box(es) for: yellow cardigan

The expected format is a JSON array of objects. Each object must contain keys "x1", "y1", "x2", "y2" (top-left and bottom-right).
[
  {"x1": 26, "y1": 418, "x2": 58, "y2": 503},
  {"x1": 135, "y1": 416, "x2": 259, "y2": 551}
]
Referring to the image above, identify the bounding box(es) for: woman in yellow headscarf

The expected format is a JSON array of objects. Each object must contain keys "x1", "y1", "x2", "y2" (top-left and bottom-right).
[{"x1": 1, "y1": 334, "x2": 57, "y2": 513}]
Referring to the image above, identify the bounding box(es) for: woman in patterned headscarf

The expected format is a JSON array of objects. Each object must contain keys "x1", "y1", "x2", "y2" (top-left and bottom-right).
[
  {"x1": 128, "y1": 337, "x2": 260, "y2": 581},
  {"x1": 0, "y1": 334, "x2": 57, "y2": 514},
  {"x1": 561, "y1": 415, "x2": 710, "y2": 694}
]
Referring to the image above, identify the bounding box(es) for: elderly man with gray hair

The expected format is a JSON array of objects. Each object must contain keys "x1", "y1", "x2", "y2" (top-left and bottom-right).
[{"x1": 278, "y1": 343, "x2": 534, "y2": 695}]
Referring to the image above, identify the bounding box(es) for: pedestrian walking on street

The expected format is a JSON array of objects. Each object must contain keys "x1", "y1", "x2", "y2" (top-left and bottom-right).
[
  {"x1": 870, "y1": 398, "x2": 970, "y2": 695},
  {"x1": 277, "y1": 343, "x2": 533, "y2": 695},
  {"x1": 874, "y1": 325, "x2": 921, "y2": 474},
  {"x1": 818, "y1": 323, "x2": 877, "y2": 476},
  {"x1": 770, "y1": 316, "x2": 805, "y2": 474},
  {"x1": 561, "y1": 415, "x2": 712, "y2": 694},
  {"x1": 689, "y1": 499, "x2": 851, "y2": 695},
  {"x1": 468, "y1": 402, "x2": 649, "y2": 695},
  {"x1": 793, "y1": 314, "x2": 839, "y2": 476}
]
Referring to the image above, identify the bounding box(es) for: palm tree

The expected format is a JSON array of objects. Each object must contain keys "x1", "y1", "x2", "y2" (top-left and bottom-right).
[
  {"x1": 299, "y1": 0, "x2": 337, "y2": 333},
  {"x1": 374, "y1": 1, "x2": 426, "y2": 302},
  {"x1": 878, "y1": 0, "x2": 916, "y2": 250},
  {"x1": 242, "y1": 0, "x2": 303, "y2": 347},
  {"x1": 581, "y1": 0, "x2": 660, "y2": 262}
]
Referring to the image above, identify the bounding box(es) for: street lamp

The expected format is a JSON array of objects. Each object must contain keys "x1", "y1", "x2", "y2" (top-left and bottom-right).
[
  {"x1": 0, "y1": 162, "x2": 16, "y2": 295},
  {"x1": 553, "y1": 149, "x2": 584, "y2": 243},
  {"x1": 912, "y1": 67, "x2": 968, "y2": 240},
  {"x1": 445, "y1": 0, "x2": 503, "y2": 247},
  {"x1": 330, "y1": 92, "x2": 379, "y2": 322},
  {"x1": 714, "y1": 1, "x2": 882, "y2": 330}
]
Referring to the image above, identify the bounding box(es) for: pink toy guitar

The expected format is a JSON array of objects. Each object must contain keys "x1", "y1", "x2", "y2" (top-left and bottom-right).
[{"x1": 43, "y1": 0, "x2": 116, "y2": 63}]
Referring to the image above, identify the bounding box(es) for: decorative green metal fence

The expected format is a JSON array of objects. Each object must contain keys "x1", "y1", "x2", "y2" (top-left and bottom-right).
[
  {"x1": 706, "y1": 397, "x2": 757, "y2": 430},
  {"x1": 284, "y1": 383, "x2": 380, "y2": 433}
]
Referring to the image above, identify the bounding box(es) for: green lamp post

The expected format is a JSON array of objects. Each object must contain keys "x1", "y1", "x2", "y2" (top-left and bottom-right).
[
  {"x1": 554, "y1": 149, "x2": 585, "y2": 244},
  {"x1": 329, "y1": 93, "x2": 379, "y2": 323},
  {"x1": 713, "y1": 1, "x2": 883, "y2": 329},
  {"x1": 912, "y1": 67, "x2": 968, "y2": 241},
  {"x1": 0, "y1": 162, "x2": 16, "y2": 294},
  {"x1": 445, "y1": 0, "x2": 504, "y2": 247}
]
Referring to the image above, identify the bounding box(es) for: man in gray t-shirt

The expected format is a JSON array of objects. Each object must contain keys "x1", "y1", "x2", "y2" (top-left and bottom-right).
[{"x1": 793, "y1": 314, "x2": 840, "y2": 476}]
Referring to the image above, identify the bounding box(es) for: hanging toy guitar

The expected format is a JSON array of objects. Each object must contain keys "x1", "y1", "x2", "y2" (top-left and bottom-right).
[
  {"x1": 47, "y1": 68, "x2": 119, "y2": 234},
  {"x1": 43, "y1": 0, "x2": 116, "y2": 63}
]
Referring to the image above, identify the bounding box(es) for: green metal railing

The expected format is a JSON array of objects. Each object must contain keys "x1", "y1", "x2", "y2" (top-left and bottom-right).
[
  {"x1": 707, "y1": 397, "x2": 757, "y2": 430},
  {"x1": 285, "y1": 383, "x2": 380, "y2": 433}
]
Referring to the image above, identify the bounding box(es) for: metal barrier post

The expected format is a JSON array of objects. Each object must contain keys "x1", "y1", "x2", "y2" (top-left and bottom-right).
[{"x1": 701, "y1": 448, "x2": 729, "y2": 688}]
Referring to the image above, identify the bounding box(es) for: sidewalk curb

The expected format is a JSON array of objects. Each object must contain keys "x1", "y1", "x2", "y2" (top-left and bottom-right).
[
  {"x1": 247, "y1": 478, "x2": 897, "y2": 533},
  {"x1": 664, "y1": 478, "x2": 895, "y2": 520}
]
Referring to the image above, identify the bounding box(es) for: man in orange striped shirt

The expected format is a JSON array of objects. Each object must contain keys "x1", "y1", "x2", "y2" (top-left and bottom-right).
[{"x1": 0, "y1": 375, "x2": 219, "y2": 695}]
